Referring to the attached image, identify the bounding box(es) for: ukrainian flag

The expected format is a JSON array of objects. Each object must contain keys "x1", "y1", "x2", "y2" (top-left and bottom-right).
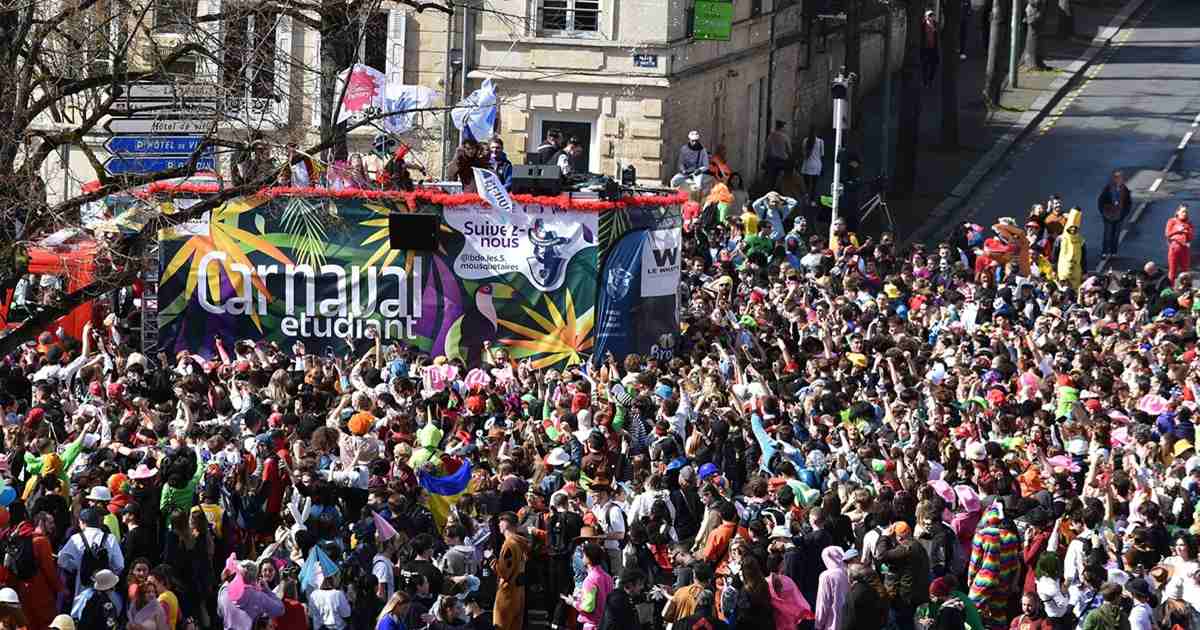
[{"x1": 419, "y1": 460, "x2": 473, "y2": 531}]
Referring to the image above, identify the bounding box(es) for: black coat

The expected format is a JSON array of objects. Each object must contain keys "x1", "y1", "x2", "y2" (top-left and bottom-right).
[
  {"x1": 599, "y1": 588, "x2": 638, "y2": 630},
  {"x1": 838, "y1": 581, "x2": 889, "y2": 630},
  {"x1": 917, "y1": 522, "x2": 958, "y2": 580}
]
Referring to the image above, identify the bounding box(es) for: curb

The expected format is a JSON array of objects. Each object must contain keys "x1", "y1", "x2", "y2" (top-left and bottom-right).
[{"x1": 904, "y1": 0, "x2": 1151, "y2": 247}]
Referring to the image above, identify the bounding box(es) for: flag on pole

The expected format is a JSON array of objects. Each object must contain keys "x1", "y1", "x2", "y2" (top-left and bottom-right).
[
  {"x1": 418, "y1": 459, "x2": 473, "y2": 531},
  {"x1": 336, "y1": 64, "x2": 386, "y2": 124},
  {"x1": 473, "y1": 167, "x2": 514, "y2": 212},
  {"x1": 451, "y1": 79, "x2": 498, "y2": 143},
  {"x1": 382, "y1": 84, "x2": 439, "y2": 135}
]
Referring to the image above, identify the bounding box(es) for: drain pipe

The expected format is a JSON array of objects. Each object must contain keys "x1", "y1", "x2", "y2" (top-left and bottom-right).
[
  {"x1": 441, "y1": 8, "x2": 455, "y2": 179},
  {"x1": 763, "y1": 8, "x2": 778, "y2": 153}
]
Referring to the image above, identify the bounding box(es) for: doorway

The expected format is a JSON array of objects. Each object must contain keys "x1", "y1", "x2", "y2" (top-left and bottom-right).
[{"x1": 541, "y1": 119, "x2": 592, "y2": 173}]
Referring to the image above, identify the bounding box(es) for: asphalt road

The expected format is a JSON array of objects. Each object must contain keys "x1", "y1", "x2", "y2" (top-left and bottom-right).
[{"x1": 953, "y1": 0, "x2": 1200, "y2": 272}]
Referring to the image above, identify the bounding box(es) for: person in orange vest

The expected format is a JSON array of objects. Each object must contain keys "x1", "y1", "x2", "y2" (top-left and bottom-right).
[{"x1": 1165, "y1": 204, "x2": 1194, "y2": 283}]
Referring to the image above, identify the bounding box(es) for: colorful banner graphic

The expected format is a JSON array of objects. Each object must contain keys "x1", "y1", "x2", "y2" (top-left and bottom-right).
[{"x1": 157, "y1": 193, "x2": 679, "y2": 367}]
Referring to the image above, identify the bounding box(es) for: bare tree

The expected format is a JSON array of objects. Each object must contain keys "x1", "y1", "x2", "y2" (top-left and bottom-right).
[{"x1": 0, "y1": 0, "x2": 464, "y2": 354}]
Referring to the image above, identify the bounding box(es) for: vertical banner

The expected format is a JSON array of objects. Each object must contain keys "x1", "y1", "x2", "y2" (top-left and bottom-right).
[{"x1": 640, "y1": 227, "x2": 681, "y2": 297}]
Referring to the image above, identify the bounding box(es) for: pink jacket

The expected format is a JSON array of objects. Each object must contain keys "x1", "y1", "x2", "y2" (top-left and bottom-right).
[
  {"x1": 815, "y1": 547, "x2": 849, "y2": 630},
  {"x1": 576, "y1": 565, "x2": 614, "y2": 629}
]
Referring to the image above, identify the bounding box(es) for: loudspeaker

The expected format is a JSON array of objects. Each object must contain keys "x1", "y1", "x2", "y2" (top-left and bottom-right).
[
  {"x1": 388, "y1": 213, "x2": 439, "y2": 251},
  {"x1": 511, "y1": 164, "x2": 562, "y2": 195}
]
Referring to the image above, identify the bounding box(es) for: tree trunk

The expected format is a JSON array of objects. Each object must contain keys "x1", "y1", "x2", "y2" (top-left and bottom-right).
[
  {"x1": 941, "y1": 0, "x2": 962, "y2": 147},
  {"x1": 319, "y1": 1, "x2": 358, "y2": 162},
  {"x1": 894, "y1": 0, "x2": 927, "y2": 198},
  {"x1": 983, "y1": 0, "x2": 1005, "y2": 106},
  {"x1": 1023, "y1": 3, "x2": 1048, "y2": 70}
]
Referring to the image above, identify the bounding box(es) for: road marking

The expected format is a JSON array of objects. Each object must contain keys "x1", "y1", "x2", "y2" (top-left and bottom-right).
[
  {"x1": 1150, "y1": 177, "x2": 1163, "y2": 192},
  {"x1": 1180, "y1": 131, "x2": 1194, "y2": 150}
]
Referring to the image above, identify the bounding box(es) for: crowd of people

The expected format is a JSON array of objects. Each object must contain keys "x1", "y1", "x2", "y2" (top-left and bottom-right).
[{"x1": 4, "y1": 167, "x2": 1200, "y2": 630}]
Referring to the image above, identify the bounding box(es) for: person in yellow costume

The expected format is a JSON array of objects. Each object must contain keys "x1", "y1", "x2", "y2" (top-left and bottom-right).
[
  {"x1": 1055, "y1": 208, "x2": 1087, "y2": 289},
  {"x1": 22, "y1": 429, "x2": 89, "y2": 502}
]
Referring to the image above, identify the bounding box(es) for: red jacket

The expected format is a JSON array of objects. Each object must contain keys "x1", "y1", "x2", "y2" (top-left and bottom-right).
[{"x1": 1166, "y1": 216, "x2": 1194, "y2": 246}]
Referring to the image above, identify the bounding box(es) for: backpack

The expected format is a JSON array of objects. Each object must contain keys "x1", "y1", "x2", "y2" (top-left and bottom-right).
[
  {"x1": 78, "y1": 532, "x2": 110, "y2": 587},
  {"x1": 82, "y1": 591, "x2": 124, "y2": 630},
  {"x1": 2, "y1": 531, "x2": 36, "y2": 580},
  {"x1": 596, "y1": 503, "x2": 628, "y2": 545}
]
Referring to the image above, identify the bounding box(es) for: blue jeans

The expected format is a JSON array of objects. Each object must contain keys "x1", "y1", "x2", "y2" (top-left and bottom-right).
[{"x1": 1102, "y1": 219, "x2": 1122, "y2": 255}]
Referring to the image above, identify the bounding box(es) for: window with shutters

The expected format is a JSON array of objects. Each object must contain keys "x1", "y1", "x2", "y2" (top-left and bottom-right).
[{"x1": 538, "y1": 0, "x2": 600, "y2": 36}]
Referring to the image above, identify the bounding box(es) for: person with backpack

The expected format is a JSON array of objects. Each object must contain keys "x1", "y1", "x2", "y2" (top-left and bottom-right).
[
  {"x1": 57, "y1": 508, "x2": 124, "y2": 598},
  {"x1": 589, "y1": 480, "x2": 626, "y2": 575},
  {"x1": 6, "y1": 517, "x2": 63, "y2": 630},
  {"x1": 69, "y1": 569, "x2": 123, "y2": 629}
]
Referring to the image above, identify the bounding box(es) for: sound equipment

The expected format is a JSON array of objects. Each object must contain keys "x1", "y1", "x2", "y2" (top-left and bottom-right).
[
  {"x1": 388, "y1": 213, "x2": 440, "y2": 251},
  {"x1": 510, "y1": 164, "x2": 562, "y2": 195}
]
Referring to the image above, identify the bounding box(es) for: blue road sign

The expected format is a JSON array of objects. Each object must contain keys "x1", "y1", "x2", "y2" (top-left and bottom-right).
[
  {"x1": 103, "y1": 155, "x2": 216, "y2": 175},
  {"x1": 104, "y1": 136, "x2": 204, "y2": 155}
]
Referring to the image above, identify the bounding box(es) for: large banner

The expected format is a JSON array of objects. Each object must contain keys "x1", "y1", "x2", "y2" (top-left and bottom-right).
[
  {"x1": 157, "y1": 195, "x2": 601, "y2": 367},
  {"x1": 592, "y1": 205, "x2": 683, "y2": 363}
]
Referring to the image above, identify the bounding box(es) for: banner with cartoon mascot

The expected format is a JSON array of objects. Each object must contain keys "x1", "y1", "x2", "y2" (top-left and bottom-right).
[{"x1": 156, "y1": 191, "x2": 682, "y2": 367}]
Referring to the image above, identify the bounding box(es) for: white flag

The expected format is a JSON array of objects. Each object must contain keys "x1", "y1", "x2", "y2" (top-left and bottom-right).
[
  {"x1": 451, "y1": 79, "x2": 498, "y2": 143},
  {"x1": 382, "y1": 83, "x2": 439, "y2": 135},
  {"x1": 336, "y1": 64, "x2": 386, "y2": 124},
  {"x1": 473, "y1": 167, "x2": 514, "y2": 213}
]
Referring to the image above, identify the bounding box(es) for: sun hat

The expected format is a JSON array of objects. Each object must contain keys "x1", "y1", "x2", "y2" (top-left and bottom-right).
[
  {"x1": 128, "y1": 464, "x2": 157, "y2": 480},
  {"x1": 0, "y1": 588, "x2": 16, "y2": 605},
  {"x1": 49, "y1": 615, "x2": 75, "y2": 630},
  {"x1": 92, "y1": 569, "x2": 119, "y2": 591},
  {"x1": 86, "y1": 486, "x2": 113, "y2": 502}
]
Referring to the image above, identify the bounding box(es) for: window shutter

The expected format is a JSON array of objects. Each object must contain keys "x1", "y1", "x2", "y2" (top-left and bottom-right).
[
  {"x1": 196, "y1": 0, "x2": 221, "y2": 80},
  {"x1": 311, "y1": 27, "x2": 323, "y2": 128},
  {"x1": 273, "y1": 14, "x2": 292, "y2": 125},
  {"x1": 386, "y1": 10, "x2": 407, "y2": 88}
]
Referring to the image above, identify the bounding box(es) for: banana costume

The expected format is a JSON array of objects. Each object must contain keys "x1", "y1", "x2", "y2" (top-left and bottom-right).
[{"x1": 1056, "y1": 209, "x2": 1085, "y2": 289}]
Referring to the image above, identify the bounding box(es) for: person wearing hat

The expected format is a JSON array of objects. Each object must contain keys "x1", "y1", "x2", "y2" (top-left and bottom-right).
[
  {"x1": 672, "y1": 131, "x2": 710, "y2": 189},
  {"x1": 875, "y1": 520, "x2": 931, "y2": 622},
  {"x1": 49, "y1": 614, "x2": 75, "y2": 630},
  {"x1": 915, "y1": 577, "x2": 966, "y2": 630},
  {"x1": 57, "y1": 508, "x2": 124, "y2": 598},
  {"x1": 0, "y1": 587, "x2": 24, "y2": 629},
  {"x1": 588, "y1": 478, "x2": 626, "y2": 574},
  {"x1": 70, "y1": 569, "x2": 122, "y2": 629},
  {"x1": 84, "y1": 485, "x2": 121, "y2": 543},
  {"x1": 493, "y1": 512, "x2": 530, "y2": 630}
]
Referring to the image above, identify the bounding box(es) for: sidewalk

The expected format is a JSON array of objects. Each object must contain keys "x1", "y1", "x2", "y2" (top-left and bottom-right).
[{"x1": 817, "y1": 0, "x2": 1141, "y2": 239}]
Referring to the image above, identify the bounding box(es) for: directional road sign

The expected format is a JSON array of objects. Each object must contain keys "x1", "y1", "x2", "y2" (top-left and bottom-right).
[
  {"x1": 104, "y1": 136, "x2": 205, "y2": 155},
  {"x1": 104, "y1": 118, "x2": 216, "y2": 134},
  {"x1": 112, "y1": 83, "x2": 222, "y2": 101},
  {"x1": 103, "y1": 155, "x2": 216, "y2": 175}
]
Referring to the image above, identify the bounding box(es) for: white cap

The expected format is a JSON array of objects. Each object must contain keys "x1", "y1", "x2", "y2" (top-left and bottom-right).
[{"x1": 0, "y1": 587, "x2": 17, "y2": 604}]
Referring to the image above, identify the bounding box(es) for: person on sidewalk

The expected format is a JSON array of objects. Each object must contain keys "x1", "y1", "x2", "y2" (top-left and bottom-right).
[
  {"x1": 1096, "y1": 169, "x2": 1132, "y2": 259},
  {"x1": 799, "y1": 125, "x2": 825, "y2": 205},
  {"x1": 921, "y1": 10, "x2": 940, "y2": 87},
  {"x1": 764, "y1": 120, "x2": 793, "y2": 192},
  {"x1": 1165, "y1": 204, "x2": 1194, "y2": 283}
]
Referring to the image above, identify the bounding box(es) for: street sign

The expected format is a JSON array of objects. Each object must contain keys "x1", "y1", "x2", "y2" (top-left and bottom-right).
[
  {"x1": 113, "y1": 83, "x2": 222, "y2": 101},
  {"x1": 109, "y1": 101, "x2": 220, "y2": 117},
  {"x1": 633, "y1": 54, "x2": 659, "y2": 68},
  {"x1": 103, "y1": 155, "x2": 216, "y2": 175},
  {"x1": 104, "y1": 136, "x2": 204, "y2": 155},
  {"x1": 104, "y1": 118, "x2": 216, "y2": 134},
  {"x1": 693, "y1": 1, "x2": 734, "y2": 40}
]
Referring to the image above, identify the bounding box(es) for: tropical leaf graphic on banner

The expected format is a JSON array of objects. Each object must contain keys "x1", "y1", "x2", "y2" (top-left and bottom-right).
[
  {"x1": 498, "y1": 290, "x2": 594, "y2": 368},
  {"x1": 159, "y1": 195, "x2": 293, "y2": 331},
  {"x1": 279, "y1": 196, "x2": 332, "y2": 268},
  {"x1": 358, "y1": 202, "x2": 454, "y2": 273},
  {"x1": 597, "y1": 207, "x2": 630, "y2": 263}
]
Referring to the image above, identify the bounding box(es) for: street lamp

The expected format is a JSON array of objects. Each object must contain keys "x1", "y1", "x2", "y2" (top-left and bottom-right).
[{"x1": 829, "y1": 68, "x2": 856, "y2": 249}]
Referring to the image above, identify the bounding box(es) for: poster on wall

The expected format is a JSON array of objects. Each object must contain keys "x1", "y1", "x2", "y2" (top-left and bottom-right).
[{"x1": 157, "y1": 195, "x2": 602, "y2": 368}]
